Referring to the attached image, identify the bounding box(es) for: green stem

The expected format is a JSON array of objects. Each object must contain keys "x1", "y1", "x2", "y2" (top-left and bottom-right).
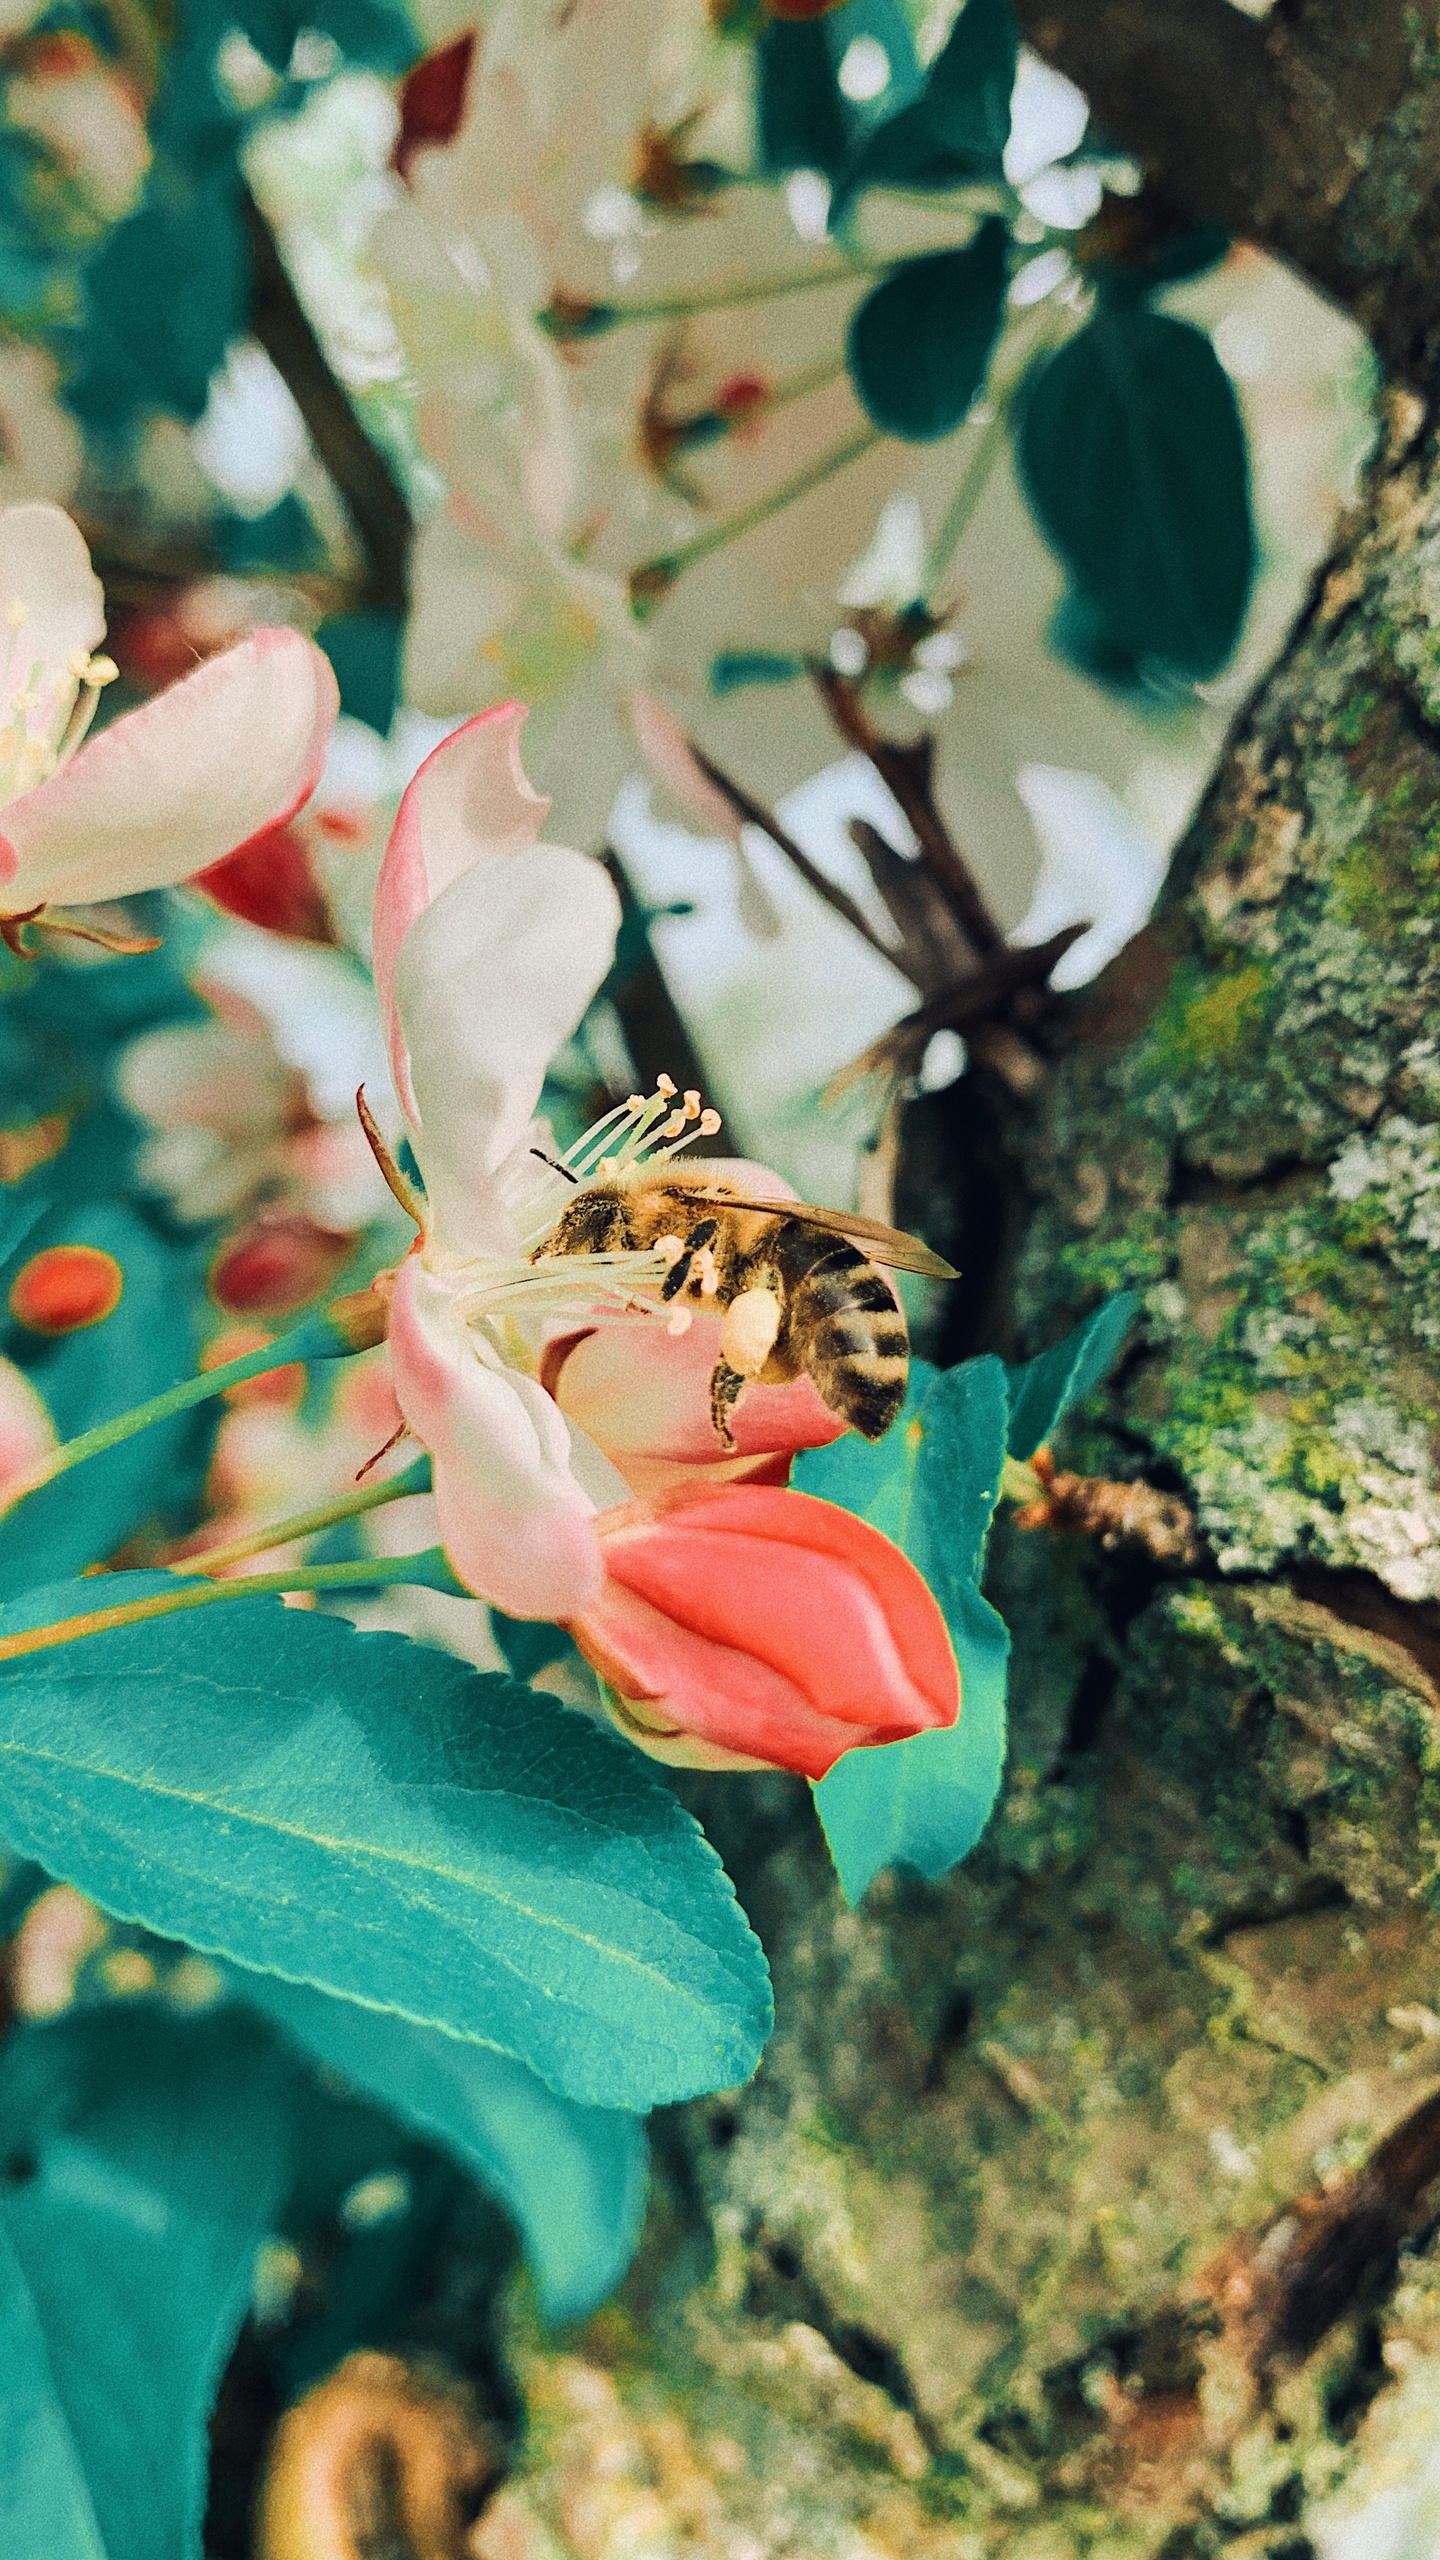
[
  {"x1": 0, "y1": 1549, "x2": 468, "y2": 1664},
  {"x1": 630, "y1": 427, "x2": 884, "y2": 618},
  {"x1": 178, "y1": 1456, "x2": 431, "y2": 1576},
  {"x1": 0, "y1": 1303, "x2": 366, "y2": 1523},
  {"x1": 923, "y1": 302, "x2": 1073, "y2": 596},
  {"x1": 601, "y1": 260, "x2": 891, "y2": 329}
]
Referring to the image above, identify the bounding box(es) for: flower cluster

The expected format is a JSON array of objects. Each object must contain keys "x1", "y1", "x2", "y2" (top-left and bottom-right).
[{"x1": 370, "y1": 701, "x2": 959, "y2": 1778}]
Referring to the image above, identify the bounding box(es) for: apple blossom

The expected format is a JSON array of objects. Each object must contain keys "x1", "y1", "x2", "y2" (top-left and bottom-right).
[
  {"x1": 0, "y1": 501, "x2": 336, "y2": 933},
  {"x1": 373, "y1": 699, "x2": 959, "y2": 1777}
]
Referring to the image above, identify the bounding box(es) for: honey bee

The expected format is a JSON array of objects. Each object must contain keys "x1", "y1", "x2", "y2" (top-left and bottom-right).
[{"x1": 535, "y1": 1169, "x2": 956, "y2": 1450}]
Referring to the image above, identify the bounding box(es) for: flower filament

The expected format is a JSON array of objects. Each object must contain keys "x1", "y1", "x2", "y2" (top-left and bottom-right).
[{"x1": 0, "y1": 598, "x2": 117, "y2": 812}]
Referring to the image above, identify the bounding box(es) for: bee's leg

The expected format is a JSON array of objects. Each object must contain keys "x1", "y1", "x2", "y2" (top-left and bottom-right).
[
  {"x1": 661, "y1": 1217, "x2": 720, "y2": 1303},
  {"x1": 709, "y1": 1360, "x2": 747, "y2": 1452},
  {"x1": 708, "y1": 1287, "x2": 783, "y2": 1450}
]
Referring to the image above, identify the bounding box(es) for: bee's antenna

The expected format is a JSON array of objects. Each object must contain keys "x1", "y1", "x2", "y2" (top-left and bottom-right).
[{"x1": 530, "y1": 1148, "x2": 580, "y2": 1184}]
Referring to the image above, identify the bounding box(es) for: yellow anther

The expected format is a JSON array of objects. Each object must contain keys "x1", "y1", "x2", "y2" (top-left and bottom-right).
[
  {"x1": 698, "y1": 1109, "x2": 722, "y2": 1137},
  {"x1": 85, "y1": 655, "x2": 118, "y2": 686},
  {"x1": 658, "y1": 1112, "x2": 687, "y2": 1141},
  {"x1": 656, "y1": 1235, "x2": 685, "y2": 1267},
  {"x1": 6, "y1": 599, "x2": 26, "y2": 628},
  {"x1": 666, "y1": 1305, "x2": 693, "y2": 1336},
  {"x1": 597, "y1": 1156, "x2": 618, "y2": 1176},
  {"x1": 656, "y1": 1073, "x2": 677, "y2": 1096},
  {"x1": 682, "y1": 1090, "x2": 701, "y2": 1118},
  {"x1": 695, "y1": 1248, "x2": 720, "y2": 1297},
  {"x1": 66, "y1": 648, "x2": 92, "y2": 679}
]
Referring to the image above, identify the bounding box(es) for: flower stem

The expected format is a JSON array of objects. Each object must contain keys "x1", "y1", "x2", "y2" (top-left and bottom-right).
[
  {"x1": 178, "y1": 1456, "x2": 431, "y2": 1577},
  {"x1": 629, "y1": 426, "x2": 884, "y2": 618},
  {"x1": 0, "y1": 1549, "x2": 468, "y2": 1664},
  {"x1": 0, "y1": 1298, "x2": 379, "y2": 1523}
]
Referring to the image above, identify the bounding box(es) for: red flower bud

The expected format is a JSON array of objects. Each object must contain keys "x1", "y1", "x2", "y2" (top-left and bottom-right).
[
  {"x1": 10, "y1": 1245, "x2": 123, "y2": 1336},
  {"x1": 570, "y1": 1480, "x2": 957, "y2": 1781}
]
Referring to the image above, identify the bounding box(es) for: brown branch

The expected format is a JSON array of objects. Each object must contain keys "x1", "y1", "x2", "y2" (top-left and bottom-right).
[
  {"x1": 1012, "y1": 0, "x2": 1440, "y2": 386},
  {"x1": 243, "y1": 182, "x2": 413, "y2": 614}
]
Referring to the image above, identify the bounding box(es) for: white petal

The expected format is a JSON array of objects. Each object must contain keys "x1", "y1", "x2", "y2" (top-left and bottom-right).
[
  {"x1": 0, "y1": 627, "x2": 337, "y2": 910},
  {"x1": 1012, "y1": 765, "x2": 1167, "y2": 990},
  {"x1": 0, "y1": 502, "x2": 104, "y2": 706},
  {"x1": 388, "y1": 1255, "x2": 602, "y2": 1618},
  {"x1": 394, "y1": 840, "x2": 620, "y2": 1259}
]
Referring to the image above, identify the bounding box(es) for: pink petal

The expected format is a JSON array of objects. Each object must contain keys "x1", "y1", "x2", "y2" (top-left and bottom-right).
[
  {"x1": 572, "y1": 1481, "x2": 958, "y2": 1780},
  {"x1": 0, "y1": 1352, "x2": 55, "y2": 1492},
  {"x1": 372, "y1": 703, "x2": 549, "y2": 1113},
  {"x1": 388, "y1": 1254, "x2": 604, "y2": 1619},
  {"x1": 548, "y1": 1317, "x2": 846, "y2": 1469},
  {"x1": 0, "y1": 628, "x2": 337, "y2": 910},
  {"x1": 391, "y1": 834, "x2": 619, "y2": 1260}
]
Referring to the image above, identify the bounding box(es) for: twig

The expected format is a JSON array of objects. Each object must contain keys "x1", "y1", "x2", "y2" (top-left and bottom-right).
[
  {"x1": 1012, "y1": 1447, "x2": 1203, "y2": 1568},
  {"x1": 686, "y1": 744, "x2": 895, "y2": 958},
  {"x1": 829, "y1": 928, "x2": 1088, "y2": 1094},
  {"x1": 242, "y1": 182, "x2": 412, "y2": 615},
  {"x1": 810, "y1": 663, "x2": 1005, "y2": 955}
]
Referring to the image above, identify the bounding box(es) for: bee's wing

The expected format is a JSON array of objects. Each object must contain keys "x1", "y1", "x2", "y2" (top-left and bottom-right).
[{"x1": 689, "y1": 1187, "x2": 958, "y2": 1281}]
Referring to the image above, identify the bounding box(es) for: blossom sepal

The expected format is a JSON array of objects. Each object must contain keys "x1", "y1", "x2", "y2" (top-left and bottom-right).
[{"x1": 569, "y1": 1480, "x2": 959, "y2": 1782}]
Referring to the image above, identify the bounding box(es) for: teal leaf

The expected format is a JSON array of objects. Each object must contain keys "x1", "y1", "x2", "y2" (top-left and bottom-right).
[
  {"x1": 0, "y1": 1193, "x2": 46, "y2": 1279},
  {"x1": 0, "y1": 2005, "x2": 294, "y2": 2560},
  {"x1": 0, "y1": 1589, "x2": 772, "y2": 2110},
  {"x1": 847, "y1": 221, "x2": 1007, "y2": 440},
  {"x1": 69, "y1": 171, "x2": 249, "y2": 430},
  {"x1": 0, "y1": 2218, "x2": 107, "y2": 2560},
  {"x1": 1017, "y1": 308, "x2": 1256, "y2": 680},
  {"x1": 1005, "y1": 1290, "x2": 1140, "y2": 1459},
  {"x1": 0, "y1": 1204, "x2": 210, "y2": 1600},
  {"x1": 799, "y1": 1355, "x2": 1011, "y2": 1899},
  {"x1": 245, "y1": 1974, "x2": 647, "y2": 2321},
  {"x1": 833, "y1": 0, "x2": 1016, "y2": 216},
  {"x1": 756, "y1": 0, "x2": 922, "y2": 182},
  {"x1": 709, "y1": 650, "x2": 804, "y2": 695}
]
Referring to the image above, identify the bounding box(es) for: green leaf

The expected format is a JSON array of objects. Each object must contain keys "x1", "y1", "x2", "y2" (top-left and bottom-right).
[
  {"x1": 0, "y1": 1589, "x2": 772, "y2": 2111},
  {"x1": 833, "y1": 0, "x2": 1016, "y2": 216},
  {"x1": 244, "y1": 1974, "x2": 647, "y2": 2321},
  {"x1": 756, "y1": 0, "x2": 922, "y2": 182},
  {"x1": 1017, "y1": 308, "x2": 1256, "y2": 680},
  {"x1": 1005, "y1": 1290, "x2": 1140, "y2": 1459},
  {"x1": 0, "y1": 2005, "x2": 294, "y2": 2560},
  {"x1": 798, "y1": 1356, "x2": 1011, "y2": 1899},
  {"x1": 0, "y1": 1205, "x2": 211, "y2": 1600},
  {"x1": 847, "y1": 220, "x2": 1007, "y2": 440}
]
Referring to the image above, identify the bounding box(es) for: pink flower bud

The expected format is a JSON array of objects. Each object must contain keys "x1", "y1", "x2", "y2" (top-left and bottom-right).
[{"x1": 570, "y1": 1481, "x2": 958, "y2": 1781}]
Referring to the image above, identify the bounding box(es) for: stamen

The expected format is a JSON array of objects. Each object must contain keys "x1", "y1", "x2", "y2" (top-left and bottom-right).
[
  {"x1": 655, "y1": 1235, "x2": 685, "y2": 1267},
  {"x1": 694, "y1": 1248, "x2": 720, "y2": 1297},
  {"x1": 683, "y1": 1090, "x2": 701, "y2": 1118},
  {"x1": 5, "y1": 599, "x2": 25, "y2": 627},
  {"x1": 667, "y1": 1306, "x2": 693, "y2": 1336},
  {"x1": 656, "y1": 1073, "x2": 677, "y2": 1095}
]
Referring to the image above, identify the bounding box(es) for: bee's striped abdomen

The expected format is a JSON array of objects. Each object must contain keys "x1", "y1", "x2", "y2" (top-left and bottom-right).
[{"x1": 776, "y1": 1228, "x2": 909, "y2": 1442}]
